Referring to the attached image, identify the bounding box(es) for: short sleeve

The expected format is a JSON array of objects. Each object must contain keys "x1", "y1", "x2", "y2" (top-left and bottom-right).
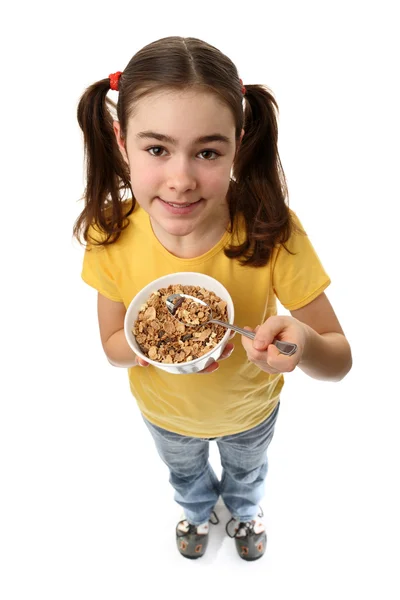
[
  {"x1": 81, "y1": 241, "x2": 123, "y2": 302},
  {"x1": 272, "y1": 211, "x2": 331, "y2": 311}
]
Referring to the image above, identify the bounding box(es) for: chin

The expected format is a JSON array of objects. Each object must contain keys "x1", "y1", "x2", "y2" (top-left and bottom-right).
[{"x1": 161, "y1": 221, "x2": 197, "y2": 237}]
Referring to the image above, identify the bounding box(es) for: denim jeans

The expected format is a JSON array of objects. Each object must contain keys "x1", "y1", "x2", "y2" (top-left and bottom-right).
[{"x1": 142, "y1": 402, "x2": 280, "y2": 526}]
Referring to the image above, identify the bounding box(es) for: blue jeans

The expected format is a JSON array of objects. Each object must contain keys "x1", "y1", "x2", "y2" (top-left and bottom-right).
[{"x1": 142, "y1": 402, "x2": 280, "y2": 526}]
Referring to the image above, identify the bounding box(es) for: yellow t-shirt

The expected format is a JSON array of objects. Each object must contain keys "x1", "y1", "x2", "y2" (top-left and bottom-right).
[{"x1": 81, "y1": 203, "x2": 330, "y2": 437}]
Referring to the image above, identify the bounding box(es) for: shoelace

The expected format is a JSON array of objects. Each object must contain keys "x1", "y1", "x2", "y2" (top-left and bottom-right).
[
  {"x1": 225, "y1": 506, "x2": 264, "y2": 539},
  {"x1": 176, "y1": 510, "x2": 219, "y2": 537}
]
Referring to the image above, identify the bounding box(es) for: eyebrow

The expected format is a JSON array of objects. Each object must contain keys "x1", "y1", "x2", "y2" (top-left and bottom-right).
[{"x1": 135, "y1": 130, "x2": 231, "y2": 145}]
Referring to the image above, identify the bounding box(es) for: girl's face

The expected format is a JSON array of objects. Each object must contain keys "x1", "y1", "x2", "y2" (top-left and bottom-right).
[{"x1": 114, "y1": 89, "x2": 241, "y2": 249}]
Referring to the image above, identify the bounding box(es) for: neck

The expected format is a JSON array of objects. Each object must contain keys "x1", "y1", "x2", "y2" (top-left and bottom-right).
[{"x1": 150, "y1": 211, "x2": 230, "y2": 259}]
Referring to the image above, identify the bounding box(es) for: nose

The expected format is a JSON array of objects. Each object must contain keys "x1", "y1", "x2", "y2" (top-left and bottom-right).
[{"x1": 165, "y1": 156, "x2": 197, "y2": 195}]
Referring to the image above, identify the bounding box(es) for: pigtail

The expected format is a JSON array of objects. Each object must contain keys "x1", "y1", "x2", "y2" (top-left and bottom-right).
[
  {"x1": 73, "y1": 78, "x2": 133, "y2": 246},
  {"x1": 227, "y1": 85, "x2": 298, "y2": 266}
]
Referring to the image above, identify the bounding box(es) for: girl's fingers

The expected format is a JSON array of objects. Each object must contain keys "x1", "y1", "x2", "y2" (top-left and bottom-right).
[
  {"x1": 198, "y1": 360, "x2": 220, "y2": 374},
  {"x1": 136, "y1": 356, "x2": 149, "y2": 367},
  {"x1": 219, "y1": 342, "x2": 234, "y2": 360},
  {"x1": 198, "y1": 342, "x2": 235, "y2": 374}
]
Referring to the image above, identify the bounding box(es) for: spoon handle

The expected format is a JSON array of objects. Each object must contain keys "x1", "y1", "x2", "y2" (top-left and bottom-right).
[{"x1": 209, "y1": 320, "x2": 297, "y2": 356}]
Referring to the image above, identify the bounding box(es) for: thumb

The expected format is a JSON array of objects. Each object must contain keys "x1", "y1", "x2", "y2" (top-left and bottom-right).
[{"x1": 253, "y1": 317, "x2": 285, "y2": 351}]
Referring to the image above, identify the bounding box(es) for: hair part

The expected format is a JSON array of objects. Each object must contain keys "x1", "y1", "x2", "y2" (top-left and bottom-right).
[{"x1": 74, "y1": 36, "x2": 300, "y2": 266}]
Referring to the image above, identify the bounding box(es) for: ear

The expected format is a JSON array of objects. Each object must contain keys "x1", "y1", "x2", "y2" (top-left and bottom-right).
[
  {"x1": 234, "y1": 128, "x2": 245, "y2": 159},
  {"x1": 113, "y1": 121, "x2": 129, "y2": 164}
]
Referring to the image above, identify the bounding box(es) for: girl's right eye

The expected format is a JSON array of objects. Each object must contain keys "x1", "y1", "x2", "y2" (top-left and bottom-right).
[{"x1": 147, "y1": 146, "x2": 167, "y2": 157}]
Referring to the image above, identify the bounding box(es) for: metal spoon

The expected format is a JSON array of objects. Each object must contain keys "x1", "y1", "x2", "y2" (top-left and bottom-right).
[{"x1": 166, "y1": 293, "x2": 297, "y2": 356}]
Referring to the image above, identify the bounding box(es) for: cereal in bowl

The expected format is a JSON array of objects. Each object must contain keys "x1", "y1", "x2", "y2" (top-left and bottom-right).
[{"x1": 133, "y1": 285, "x2": 228, "y2": 364}]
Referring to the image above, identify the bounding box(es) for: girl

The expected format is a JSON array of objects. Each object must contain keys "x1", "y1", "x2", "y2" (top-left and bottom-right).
[{"x1": 74, "y1": 36, "x2": 352, "y2": 561}]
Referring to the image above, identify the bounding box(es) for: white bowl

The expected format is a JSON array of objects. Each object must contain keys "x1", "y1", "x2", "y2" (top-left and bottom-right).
[{"x1": 124, "y1": 272, "x2": 234, "y2": 374}]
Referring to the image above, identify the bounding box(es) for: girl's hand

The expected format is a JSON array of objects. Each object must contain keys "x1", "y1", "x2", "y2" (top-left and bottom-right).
[
  {"x1": 198, "y1": 331, "x2": 236, "y2": 374},
  {"x1": 134, "y1": 355, "x2": 150, "y2": 367},
  {"x1": 241, "y1": 316, "x2": 307, "y2": 375}
]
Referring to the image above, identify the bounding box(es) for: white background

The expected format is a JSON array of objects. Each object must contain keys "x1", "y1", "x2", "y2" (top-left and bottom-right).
[{"x1": 1, "y1": 1, "x2": 399, "y2": 598}]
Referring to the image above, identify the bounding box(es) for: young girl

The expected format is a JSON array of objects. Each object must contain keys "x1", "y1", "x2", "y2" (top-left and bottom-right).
[{"x1": 75, "y1": 36, "x2": 352, "y2": 561}]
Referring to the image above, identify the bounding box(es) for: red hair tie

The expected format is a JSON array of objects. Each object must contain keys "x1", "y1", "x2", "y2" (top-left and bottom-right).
[
  {"x1": 239, "y1": 78, "x2": 246, "y2": 96},
  {"x1": 109, "y1": 71, "x2": 122, "y2": 91}
]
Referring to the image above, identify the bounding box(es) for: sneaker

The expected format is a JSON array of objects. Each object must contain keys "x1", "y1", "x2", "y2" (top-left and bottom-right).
[
  {"x1": 176, "y1": 510, "x2": 219, "y2": 559},
  {"x1": 225, "y1": 507, "x2": 266, "y2": 561}
]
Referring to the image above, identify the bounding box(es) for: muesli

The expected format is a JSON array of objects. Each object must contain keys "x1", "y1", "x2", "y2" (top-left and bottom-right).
[{"x1": 133, "y1": 284, "x2": 228, "y2": 364}]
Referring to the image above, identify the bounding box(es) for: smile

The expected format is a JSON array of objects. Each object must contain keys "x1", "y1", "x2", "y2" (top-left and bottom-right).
[
  {"x1": 157, "y1": 197, "x2": 204, "y2": 214},
  {"x1": 159, "y1": 198, "x2": 201, "y2": 207}
]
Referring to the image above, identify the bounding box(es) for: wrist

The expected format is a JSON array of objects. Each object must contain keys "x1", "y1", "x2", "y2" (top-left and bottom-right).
[
  {"x1": 104, "y1": 329, "x2": 140, "y2": 368},
  {"x1": 107, "y1": 356, "x2": 138, "y2": 368},
  {"x1": 299, "y1": 322, "x2": 316, "y2": 365},
  {"x1": 298, "y1": 325, "x2": 352, "y2": 382}
]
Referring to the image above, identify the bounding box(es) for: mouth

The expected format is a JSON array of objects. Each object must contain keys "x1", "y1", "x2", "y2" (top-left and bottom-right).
[
  {"x1": 158, "y1": 198, "x2": 202, "y2": 208},
  {"x1": 157, "y1": 197, "x2": 204, "y2": 214}
]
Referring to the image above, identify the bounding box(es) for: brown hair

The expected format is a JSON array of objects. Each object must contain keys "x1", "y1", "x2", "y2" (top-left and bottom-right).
[{"x1": 74, "y1": 36, "x2": 300, "y2": 266}]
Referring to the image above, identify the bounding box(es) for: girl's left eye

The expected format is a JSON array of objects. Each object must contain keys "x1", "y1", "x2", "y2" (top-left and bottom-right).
[
  {"x1": 146, "y1": 147, "x2": 219, "y2": 160},
  {"x1": 199, "y1": 150, "x2": 219, "y2": 160}
]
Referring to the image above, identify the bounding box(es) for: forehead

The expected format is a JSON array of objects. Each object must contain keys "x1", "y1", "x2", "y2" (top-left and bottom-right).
[{"x1": 128, "y1": 89, "x2": 236, "y2": 141}]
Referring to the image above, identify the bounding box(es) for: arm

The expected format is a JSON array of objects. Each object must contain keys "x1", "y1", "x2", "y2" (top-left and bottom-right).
[
  {"x1": 241, "y1": 292, "x2": 352, "y2": 382},
  {"x1": 97, "y1": 293, "x2": 148, "y2": 368},
  {"x1": 290, "y1": 292, "x2": 352, "y2": 381}
]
